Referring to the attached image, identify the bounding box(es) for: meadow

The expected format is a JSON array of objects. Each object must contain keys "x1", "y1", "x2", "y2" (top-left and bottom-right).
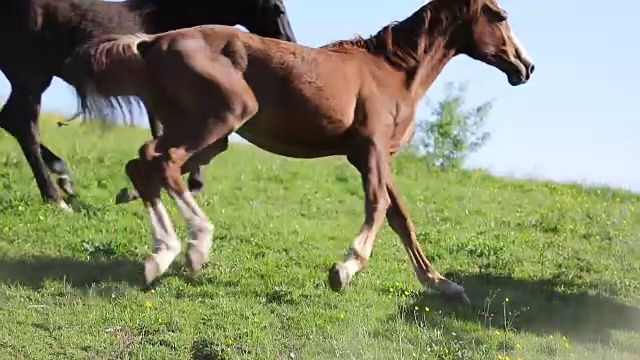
[{"x1": 0, "y1": 114, "x2": 639, "y2": 359}]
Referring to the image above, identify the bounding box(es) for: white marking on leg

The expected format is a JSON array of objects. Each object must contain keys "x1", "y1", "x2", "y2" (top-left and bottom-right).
[
  {"x1": 334, "y1": 191, "x2": 390, "y2": 286},
  {"x1": 57, "y1": 200, "x2": 73, "y2": 213},
  {"x1": 169, "y1": 191, "x2": 214, "y2": 271},
  {"x1": 145, "y1": 200, "x2": 181, "y2": 281},
  {"x1": 334, "y1": 229, "x2": 375, "y2": 285}
]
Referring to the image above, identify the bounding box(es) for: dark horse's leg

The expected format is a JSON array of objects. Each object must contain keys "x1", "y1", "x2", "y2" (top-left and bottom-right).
[
  {"x1": 0, "y1": 74, "x2": 72, "y2": 211},
  {"x1": 115, "y1": 112, "x2": 205, "y2": 205},
  {"x1": 41, "y1": 144, "x2": 75, "y2": 196}
]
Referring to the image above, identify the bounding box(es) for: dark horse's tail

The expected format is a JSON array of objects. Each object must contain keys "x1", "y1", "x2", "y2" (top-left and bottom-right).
[{"x1": 65, "y1": 33, "x2": 159, "y2": 125}]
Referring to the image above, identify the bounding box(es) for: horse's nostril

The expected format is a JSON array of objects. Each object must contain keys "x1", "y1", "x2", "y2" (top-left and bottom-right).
[{"x1": 528, "y1": 63, "x2": 535, "y2": 75}]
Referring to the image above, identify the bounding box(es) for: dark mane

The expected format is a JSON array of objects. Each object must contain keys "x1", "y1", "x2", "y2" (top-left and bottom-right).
[
  {"x1": 322, "y1": 0, "x2": 473, "y2": 70},
  {"x1": 37, "y1": 0, "x2": 145, "y2": 39}
]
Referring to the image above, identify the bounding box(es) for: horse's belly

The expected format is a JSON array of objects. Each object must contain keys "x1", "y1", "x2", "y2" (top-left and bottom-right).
[{"x1": 236, "y1": 114, "x2": 350, "y2": 159}]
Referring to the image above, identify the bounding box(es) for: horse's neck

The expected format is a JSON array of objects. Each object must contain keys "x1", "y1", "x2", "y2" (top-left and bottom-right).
[
  {"x1": 407, "y1": 40, "x2": 455, "y2": 99},
  {"x1": 388, "y1": 7, "x2": 460, "y2": 99}
]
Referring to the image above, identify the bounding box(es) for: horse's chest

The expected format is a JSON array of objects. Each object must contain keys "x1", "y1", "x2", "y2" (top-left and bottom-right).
[{"x1": 390, "y1": 104, "x2": 417, "y2": 147}]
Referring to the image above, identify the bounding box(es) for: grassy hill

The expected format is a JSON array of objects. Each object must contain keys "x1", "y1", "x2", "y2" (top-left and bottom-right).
[{"x1": 0, "y1": 114, "x2": 639, "y2": 359}]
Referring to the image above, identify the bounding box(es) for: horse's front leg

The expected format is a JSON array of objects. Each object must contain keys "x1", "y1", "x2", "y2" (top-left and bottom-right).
[{"x1": 329, "y1": 137, "x2": 392, "y2": 290}]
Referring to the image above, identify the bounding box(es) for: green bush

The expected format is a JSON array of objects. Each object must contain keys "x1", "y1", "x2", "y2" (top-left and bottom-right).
[{"x1": 409, "y1": 81, "x2": 493, "y2": 170}]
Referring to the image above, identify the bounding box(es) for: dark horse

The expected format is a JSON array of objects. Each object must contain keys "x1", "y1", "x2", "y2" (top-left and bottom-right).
[
  {"x1": 66, "y1": 0, "x2": 534, "y2": 304},
  {"x1": 0, "y1": 0, "x2": 297, "y2": 211}
]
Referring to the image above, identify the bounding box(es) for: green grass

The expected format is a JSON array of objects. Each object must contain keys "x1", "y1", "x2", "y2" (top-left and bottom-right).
[{"x1": 0, "y1": 113, "x2": 639, "y2": 359}]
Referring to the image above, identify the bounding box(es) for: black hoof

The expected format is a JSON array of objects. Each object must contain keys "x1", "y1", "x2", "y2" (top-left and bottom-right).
[
  {"x1": 57, "y1": 176, "x2": 75, "y2": 196},
  {"x1": 115, "y1": 188, "x2": 139, "y2": 204},
  {"x1": 187, "y1": 177, "x2": 204, "y2": 194},
  {"x1": 328, "y1": 263, "x2": 349, "y2": 292}
]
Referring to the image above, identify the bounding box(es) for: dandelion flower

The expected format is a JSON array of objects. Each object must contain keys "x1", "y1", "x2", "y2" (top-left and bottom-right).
[
  {"x1": 225, "y1": 339, "x2": 233, "y2": 345},
  {"x1": 145, "y1": 300, "x2": 152, "y2": 308}
]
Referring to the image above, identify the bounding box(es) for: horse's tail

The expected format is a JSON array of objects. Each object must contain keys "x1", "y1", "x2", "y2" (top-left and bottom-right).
[{"x1": 65, "y1": 33, "x2": 158, "y2": 125}]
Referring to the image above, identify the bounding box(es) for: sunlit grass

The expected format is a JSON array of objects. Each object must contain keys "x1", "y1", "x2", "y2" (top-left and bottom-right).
[{"x1": 0, "y1": 114, "x2": 638, "y2": 359}]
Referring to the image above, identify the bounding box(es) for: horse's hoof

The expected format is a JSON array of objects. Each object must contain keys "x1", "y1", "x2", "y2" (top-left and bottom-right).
[
  {"x1": 115, "y1": 188, "x2": 138, "y2": 204},
  {"x1": 328, "y1": 263, "x2": 352, "y2": 292},
  {"x1": 186, "y1": 245, "x2": 208, "y2": 273},
  {"x1": 57, "y1": 200, "x2": 74, "y2": 213},
  {"x1": 143, "y1": 257, "x2": 162, "y2": 285},
  {"x1": 436, "y1": 278, "x2": 470, "y2": 306},
  {"x1": 187, "y1": 178, "x2": 204, "y2": 194}
]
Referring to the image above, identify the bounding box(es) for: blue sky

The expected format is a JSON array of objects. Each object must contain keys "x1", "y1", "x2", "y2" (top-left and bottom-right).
[{"x1": 1, "y1": 0, "x2": 638, "y2": 191}]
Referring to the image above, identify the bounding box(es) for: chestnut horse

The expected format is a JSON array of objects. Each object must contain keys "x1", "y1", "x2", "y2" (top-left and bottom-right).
[
  {"x1": 0, "y1": 0, "x2": 297, "y2": 211},
  {"x1": 66, "y1": 0, "x2": 534, "y2": 304}
]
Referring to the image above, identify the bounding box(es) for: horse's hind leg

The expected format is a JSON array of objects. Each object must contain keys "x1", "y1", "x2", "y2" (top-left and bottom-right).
[
  {"x1": 125, "y1": 143, "x2": 182, "y2": 284},
  {"x1": 115, "y1": 111, "x2": 205, "y2": 205},
  {"x1": 125, "y1": 137, "x2": 225, "y2": 284},
  {"x1": 167, "y1": 138, "x2": 230, "y2": 273}
]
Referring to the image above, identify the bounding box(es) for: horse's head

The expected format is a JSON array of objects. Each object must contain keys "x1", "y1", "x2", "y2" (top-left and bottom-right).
[
  {"x1": 242, "y1": 0, "x2": 297, "y2": 43},
  {"x1": 453, "y1": 0, "x2": 534, "y2": 86}
]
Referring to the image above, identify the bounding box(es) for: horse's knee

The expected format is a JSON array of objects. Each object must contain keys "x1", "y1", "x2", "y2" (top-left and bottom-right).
[
  {"x1": 137, "y1": 140, "x2": 159, "y2": 162},
  {"x1": 125, "y1": 159, "x2": 142, "y2": 183},
  {"x1": 126, "y1": 158, "x2": 162, "y2": 202},
  {"x1": 187, "y1": 172, "x2": 204, "y2": 193}
]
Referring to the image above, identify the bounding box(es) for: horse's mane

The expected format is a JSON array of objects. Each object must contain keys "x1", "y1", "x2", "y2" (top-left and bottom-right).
[{"x1": 322, "y1": 0, "x2": 473, "y2": 70}]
